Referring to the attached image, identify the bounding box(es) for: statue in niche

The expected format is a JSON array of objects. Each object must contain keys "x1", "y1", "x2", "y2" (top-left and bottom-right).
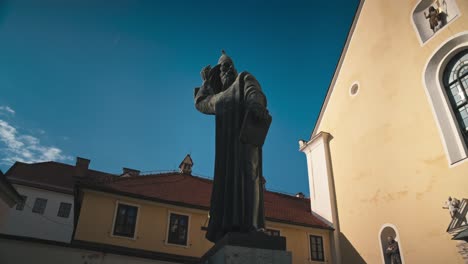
[
  {"x1": 194, "y1": 51, "x2": 272, "y2": 243},
  {"x1": 385, "y1": 236, "x2": 402, "y2": 264},
  {"x1": 424, "y1": 0, "x2": 448, "y2": 33}
]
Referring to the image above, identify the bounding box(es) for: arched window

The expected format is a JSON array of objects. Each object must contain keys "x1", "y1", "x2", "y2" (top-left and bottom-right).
[
  {"x1": 423, "y1": 32, "x2": 468, "y2": 165},
  {"x1": 379, "y1": 224, "x2": 405, "y2": 264},
  {"x1": 443, "y1": 49, "x2": 468, "y2": 146}
]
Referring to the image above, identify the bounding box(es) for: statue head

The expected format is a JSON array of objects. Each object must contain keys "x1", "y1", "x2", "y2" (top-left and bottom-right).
[
  {"x1": 449, "y1": 196, "x2": 452, "y2": 201},
  {"x1": 218, "y1": 50, "x2": 238, "y2": 91},
  {"x1": 387, "y1": 236, "x2": 395, "y2": 244}
]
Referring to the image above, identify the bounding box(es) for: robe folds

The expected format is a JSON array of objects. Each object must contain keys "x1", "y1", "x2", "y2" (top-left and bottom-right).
[{"x1": 195, "y1": 71, "x2": 267, "y2": 243}]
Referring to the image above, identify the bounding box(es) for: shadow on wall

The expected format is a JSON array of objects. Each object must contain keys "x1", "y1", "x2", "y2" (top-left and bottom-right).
[{"x1": 340, "y1": 232, "x2": 367, "y2": 264}]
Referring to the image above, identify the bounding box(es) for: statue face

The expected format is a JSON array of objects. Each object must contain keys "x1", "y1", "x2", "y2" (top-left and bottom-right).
[
  {"x1": 387, "y1": 236, "x2": 394, "y2": 243},
  {"x1": 219, "y1": 60, "x2": 237, "y2": 90}
]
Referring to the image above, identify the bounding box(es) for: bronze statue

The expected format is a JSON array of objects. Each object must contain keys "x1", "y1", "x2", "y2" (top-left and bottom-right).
[
  {"x1": 194, "y1": 51, "x2": 271, "y2": 243},
  {"x1": 385, "y1": 236, "x2": 402, "y2": 264}
]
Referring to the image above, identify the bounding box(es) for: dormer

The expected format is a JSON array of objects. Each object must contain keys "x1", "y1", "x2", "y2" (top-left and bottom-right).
[
  {"x1": 121, "y1": 168, "x2": 140, "y2": 177},
  {"x1": 179, "y1": 154, "x2": 193, "y2": 175}
]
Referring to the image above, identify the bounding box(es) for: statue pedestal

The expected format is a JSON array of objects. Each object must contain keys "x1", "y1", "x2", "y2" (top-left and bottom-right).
[{"x1": 200, "y1": 232, "x2": 292, "y2": 264}]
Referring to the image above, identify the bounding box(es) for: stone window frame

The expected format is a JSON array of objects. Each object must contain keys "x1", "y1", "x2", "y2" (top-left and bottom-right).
[
  {"x1": 57, "y1": 202, "x2": 72, "y2": 218},
  {"x1": 110, "y1": 201, "x2": 140, "y2": 240},
  {"x1": 32, "y1": 197, "x2": 47, "y2": 215},
  {"x1": 15, "y1": 195, "x2": 27, "y2": 211},
  {"x1": 165, "y1": 211, "x2": 191, "y2": 247},
  {"x1": 265, "y1": 228, "x2": 281, "y2": 237},
  {"x1": 309, "y1": 234, "x2": 325, "y2": 262},
  {"x1": 423, "y1": 31, "x2": 468, "y2": 166},
  {"x1": 442, "y1": 49, "x2": 468, "y2": 145}
]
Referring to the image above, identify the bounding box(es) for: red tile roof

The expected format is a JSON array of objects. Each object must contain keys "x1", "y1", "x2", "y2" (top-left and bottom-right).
[
  {"x1": 5, "y1": 161, "x2": 115, "y2": 193},
  {"x1": 105, "y1": 173, "x2": 331, "y2": 229},
  {"x1": 4, "y1": 161, "x2": 331, "y2": 229}
]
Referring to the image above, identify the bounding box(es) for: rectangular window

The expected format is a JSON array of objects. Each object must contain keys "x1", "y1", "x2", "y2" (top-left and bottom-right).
[
  {"x1": 167, "y1": 213, "x2": 189, "y2": 246},
  {"x1": 32, "y1": 198, "x2": 47, "y2": 214},
  {"x1": 15, "y1": 195, "x2": 27, "y2": 211},
  {"x1": 310, "y1": 235, "x2": 325, "y2": 262},
  {"x1": 57, "y1": 202, "x2": 72, "y2": 218},
  {"x1": 113, "y1": 203, "x2": 139, "y2": 238},
  {"x1": 266, "y1": 228, "x2": 281, "y2": 237}
]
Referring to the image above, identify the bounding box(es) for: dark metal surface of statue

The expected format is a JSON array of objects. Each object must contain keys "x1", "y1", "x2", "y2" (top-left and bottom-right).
[
  {"x1": 194, "y1": 51, "x2": 272, "y2": 243},
  {"x1": 385, "y1": 236, "x2": 402, "y2": 264}
]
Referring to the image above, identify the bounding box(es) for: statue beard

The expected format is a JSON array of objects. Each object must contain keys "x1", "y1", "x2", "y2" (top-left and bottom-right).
[{"x1": 221, "y1": 71, "x2": 236, "y2": 91}]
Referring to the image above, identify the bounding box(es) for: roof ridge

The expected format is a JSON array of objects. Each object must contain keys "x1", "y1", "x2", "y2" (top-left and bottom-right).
[
  {"x1": 265, "y1": 190, "x2": 310, "y2": 201},
  {"x1": 112, "y1": 172, "x2": 306, "y2": 199}
]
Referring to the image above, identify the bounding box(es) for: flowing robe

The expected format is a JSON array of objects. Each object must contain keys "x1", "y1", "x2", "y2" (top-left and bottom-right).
[
  {"x1": 195, "y1": 71, "x2": 267, "y2": 243},
  {"x1": 385, "y1": 241, "x2": 402, "y2": 264}
]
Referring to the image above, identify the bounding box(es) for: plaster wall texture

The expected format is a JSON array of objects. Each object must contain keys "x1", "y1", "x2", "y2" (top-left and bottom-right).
[
  {"x1": 0, "y1": 184, "x2": 74, "y2": 242},
  {"x1": 310, "y1": 0, "x2": 468, "y2": 263},
  {"x1": 75, "y1": 190, "x2": 333, "y2": 264}
]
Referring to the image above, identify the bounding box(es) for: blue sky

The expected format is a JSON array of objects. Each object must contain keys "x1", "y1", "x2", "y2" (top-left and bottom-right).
[{"x1": 0, "y1": 0, "x2": 358, "y2": 196}]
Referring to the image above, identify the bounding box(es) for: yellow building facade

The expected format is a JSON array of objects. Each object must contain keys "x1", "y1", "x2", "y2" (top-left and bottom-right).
[
  {"x1": 301, "y1": 0, "x2": 468, "y2": 263},
  {"x1": 73, "y1": 172, "x2": 334, "y2": 264}
]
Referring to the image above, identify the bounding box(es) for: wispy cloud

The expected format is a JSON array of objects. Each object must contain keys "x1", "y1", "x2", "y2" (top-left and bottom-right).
[
  {"x1": 0, "y1": 106, "x2": 72, "y2": 165},
  {"x1": 0, "y1": 106, "x2": 15, "y2": 115}
]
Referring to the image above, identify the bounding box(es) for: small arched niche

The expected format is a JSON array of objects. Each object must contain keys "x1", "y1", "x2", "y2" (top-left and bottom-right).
[
  {"x1": 379, "y1": 224, "x2": 405, "y2": 264},
  {"x1": 412, "y1": 0, "x2": 461, "y2": 44}
]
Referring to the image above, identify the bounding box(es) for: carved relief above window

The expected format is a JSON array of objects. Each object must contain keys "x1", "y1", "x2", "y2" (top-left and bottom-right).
[{"x1": 412, "y1": 0, "x2": 460, "y2": 44}]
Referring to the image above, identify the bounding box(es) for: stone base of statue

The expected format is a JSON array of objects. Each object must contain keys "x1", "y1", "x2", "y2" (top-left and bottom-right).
[{"x1": 199, "y1": 232, "x2": 292, "y2": 264}]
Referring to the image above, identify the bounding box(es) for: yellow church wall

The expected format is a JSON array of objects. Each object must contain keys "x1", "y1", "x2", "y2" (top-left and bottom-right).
[
  {"x1": 75, "y1": 189, "x2": 332, "y2": 264},
  {"x1": 315, "y1": 0, "x2": 468, "y2": 263}
]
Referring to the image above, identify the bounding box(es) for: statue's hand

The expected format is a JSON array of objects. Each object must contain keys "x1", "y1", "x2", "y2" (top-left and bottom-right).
[{"x1": 201, "y1": 65, "x2": 211, "y2": 82}]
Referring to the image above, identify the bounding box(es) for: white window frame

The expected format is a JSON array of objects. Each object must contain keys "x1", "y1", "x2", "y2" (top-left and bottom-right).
[
  {"x1": 165, "y1": 210, "x2": 191, "y2": 248},
  {"x1": 110, "y1": 200, "x2": 140, "y2": 240},
  {"x1": 32, "y1": 197, "x2": 48, "y2": 215},
  {"x1": 423, "y1": 31, "x2": 468, "y2": 166},
  {"x1": 57, "y1": 202, "x2": 72, "y2": 218},
  {"x1": 265, "y1": 227, "x2": 282, "y2": 237},
  {"x1": 308, "y1": 233, "x2": 326, "y2": 263}
]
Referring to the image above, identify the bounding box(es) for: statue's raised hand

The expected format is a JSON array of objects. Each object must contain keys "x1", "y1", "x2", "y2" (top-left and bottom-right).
[{"x1": 201, "y1": 65, "x2": 211, "y2": 82}]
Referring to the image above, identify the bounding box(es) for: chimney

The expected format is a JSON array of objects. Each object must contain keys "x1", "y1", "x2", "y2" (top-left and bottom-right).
[
  {"x1": 75, "y1": 157, "x2": 90, "y2": 178},
  {"x1": 122, "y1": 168, "x2": 140, "y2": 177},
  {"x1": 295, "y1": 192, "x2": 305, "y2": 198},
  {"x1": 179, "y1": 154, "x2": 193, "y2": 174}
]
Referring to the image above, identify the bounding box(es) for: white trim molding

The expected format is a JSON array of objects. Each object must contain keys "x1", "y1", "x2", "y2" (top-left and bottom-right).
[
  {"x1": 349, "y1": 81, "x2": 360, "y2": 97},
  {"x1": 423, "y1": 31, "x2": 468, "y2": 166},
  {"x1": 378, "y1": 223, "x2": 406, "y2": 264},
  {"x1": 164, "y1": 210, "x2": 191, "y2": 248},
  {"x1": 307, "y1": 233, "x2": 327, "y2": 263},
  {"x1": 110, "y1": 200, "x2": 141, "y2": 240},
  {"x1": 300, "y1": 131, "x2": 341, "y2": 264}
]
